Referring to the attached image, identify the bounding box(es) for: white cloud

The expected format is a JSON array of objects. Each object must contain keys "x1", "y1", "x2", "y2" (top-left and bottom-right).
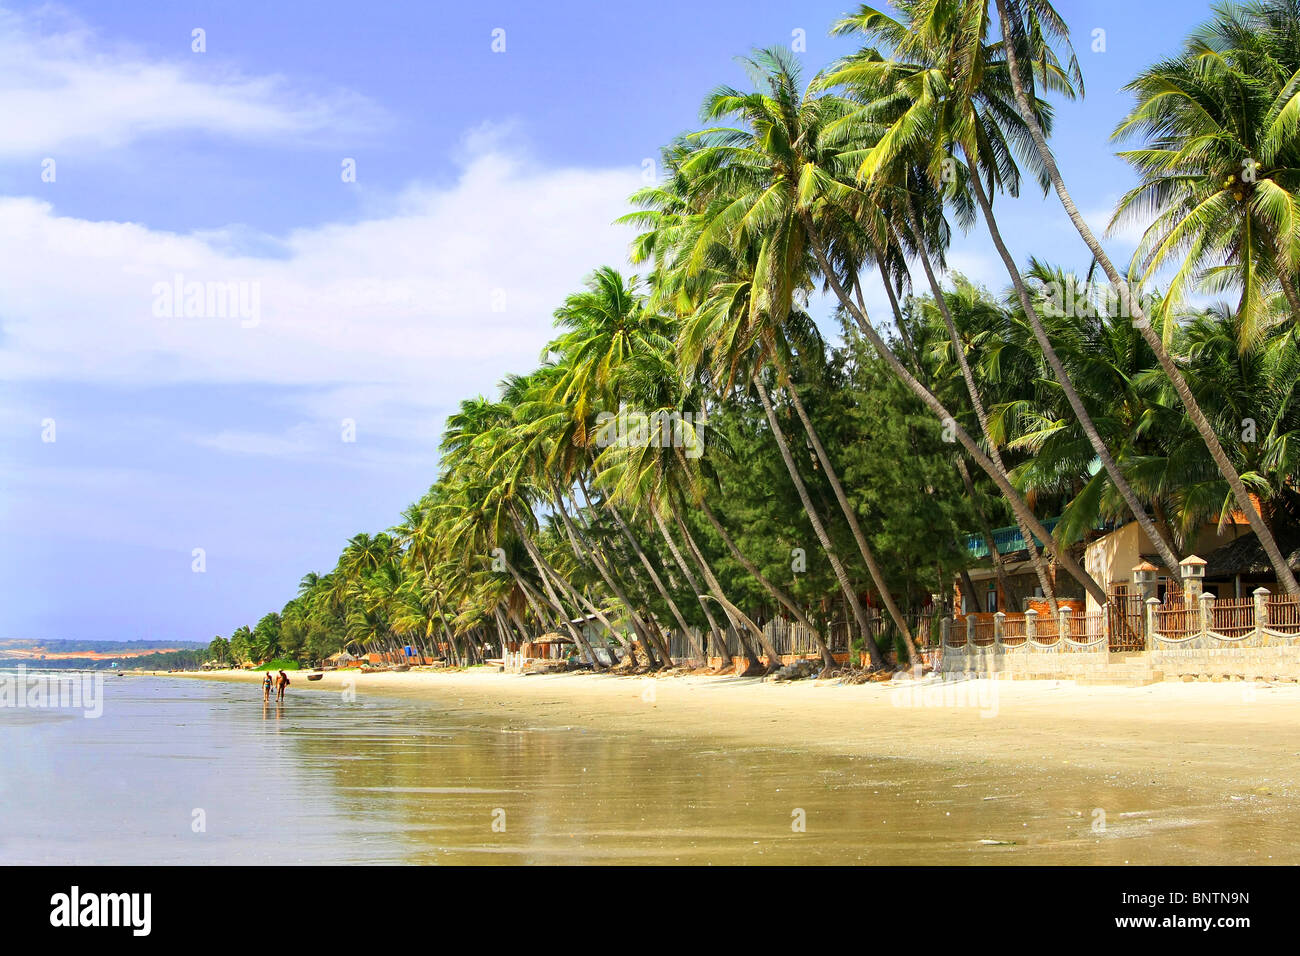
[
  {"x1": 0, "y1": 5, "x2": 382, "y2": 158},
  {"x1": 0, "y1": 143, "x2": 642, "y2": 444}
]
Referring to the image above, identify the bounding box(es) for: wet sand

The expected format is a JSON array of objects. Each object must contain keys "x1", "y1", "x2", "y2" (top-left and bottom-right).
[
  {"x1": 171, "y1": 668, "x2": 1300, "y2": 787},
  {"x1": 152, "y1": 667, "x2": 1300, "y2": 864}
]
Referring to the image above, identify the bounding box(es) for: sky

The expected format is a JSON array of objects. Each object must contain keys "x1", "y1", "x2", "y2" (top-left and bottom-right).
[{"x1": 0, "y1": 0, "x2": 1215, "y2": 643}]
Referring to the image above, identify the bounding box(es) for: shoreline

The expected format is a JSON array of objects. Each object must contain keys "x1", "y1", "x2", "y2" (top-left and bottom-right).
[{"x1": 148, "y1": 667, "x2": 1300, "y2": 802}]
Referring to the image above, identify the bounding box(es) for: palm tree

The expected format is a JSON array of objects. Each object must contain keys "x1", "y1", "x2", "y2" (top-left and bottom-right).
[
  {"x1": 540, "y1": 276, "x2": 713, "y2": 665},
  {"x1": 593, "y1": 356, "x2": 786, "y2": 670},
  {"x1": 1112, "y1": 6, "x2": 1300, "y2": 343},
  {"x1": 670, "y1": 44, "x2": 1106, "y2": 603},
  {"x1": 506, "y1": 366, "x2": 666, "y2": 663},
  {"x1": 641, "y1": 50, "x2": 944, "y2": 664},
  {"x1": 990, "y1": 0, "x2": 1300, "y2": 595},
  {"x1": 440, "y1": 396, "x2": 612, "y2": 668},
  {"x1": 824, "y1": 2, "x2": 1186, "y2": 582}
]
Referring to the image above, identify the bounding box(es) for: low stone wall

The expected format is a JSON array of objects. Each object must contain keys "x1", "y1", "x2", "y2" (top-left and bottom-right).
[
  {"x1": 939, "y1": 609, "x2": 1109, "y2": 679},
  {"x1": 1150, "y1": 630, "x2": 1300, "y2": 680},
  {"x1": 1146, "y1": 589, "x2": 1300, "y2": 679},
  {"x1": 938, "y1": 590, "x2": 1300, "y2": 680},
  {"x1": 941, "y1": 639, "x2": 1109, "y2": 679}
]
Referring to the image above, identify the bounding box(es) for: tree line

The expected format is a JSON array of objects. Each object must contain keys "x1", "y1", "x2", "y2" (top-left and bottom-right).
[{"x1": 211, "y1": 0, "x2": 1300, "y2": 676}]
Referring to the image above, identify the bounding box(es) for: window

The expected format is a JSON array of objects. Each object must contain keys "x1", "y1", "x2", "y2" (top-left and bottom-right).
[{"x1": 986, "y1": 587, "x2": 998, "y2": 613}]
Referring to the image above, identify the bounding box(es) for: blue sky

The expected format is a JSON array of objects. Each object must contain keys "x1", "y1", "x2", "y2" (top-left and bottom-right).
[{"x1": 0, "y1": 0, "x2": 1213, "y2": 643}]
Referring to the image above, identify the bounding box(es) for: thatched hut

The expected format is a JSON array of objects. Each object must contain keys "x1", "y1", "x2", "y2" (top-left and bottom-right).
[
  {"x1": 520, "y1": 632, "x2": 574, "y2": 660},
  {"x1": 1203, "y1": 532, "x2": 1300, "y2": 597}
]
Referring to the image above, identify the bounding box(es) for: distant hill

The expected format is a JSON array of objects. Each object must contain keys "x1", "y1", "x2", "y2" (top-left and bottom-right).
[{"x1": 0, "y1": 638, "x2": 207, "y2": 662}]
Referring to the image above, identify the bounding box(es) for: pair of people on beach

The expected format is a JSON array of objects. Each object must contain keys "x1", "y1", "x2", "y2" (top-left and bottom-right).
[{"x1": 262, "y1": 670, "x2": 290, "y2": 701}]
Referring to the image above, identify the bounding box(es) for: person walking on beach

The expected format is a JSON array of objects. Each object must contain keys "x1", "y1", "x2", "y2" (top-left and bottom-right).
[
  {"x1": 276, "y1": 670, "x2": 290, "y2": 701},
  {"x1": 263, "y1": 672, "x2": 273, "y2": 702}
]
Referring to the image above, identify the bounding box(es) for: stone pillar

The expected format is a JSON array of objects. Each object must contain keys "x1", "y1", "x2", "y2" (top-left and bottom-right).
[
  {"x1": 942, "y1": 616, "x2": 951, "y2": 645},
  {"x1": 966, "y1": 614, "x2": 975, "y2": 646},
  {"x1": 994, "y1": 610, "x2": 1006, "y2": 646},
  {"x1": 1254, "y1": 587, "x2": 1270, "y2": 637},
  {"x1": 1200, "y1": 591, "x2": 1214, "y2": 638},
  {"x1": 1146, "y1": 596, "x2": 1160, "y2": 645},
  {"x1": 1180, "y1": 555, "x2": 1207, "y2": 603},
  {"x1": 1132, "y1": 561, "x2": 1158, "y2": 603},
  {"x1": 1025, "y1": 607, "x2": 1038, "y2": 642},
  {"x1": 1059, "y1": 607, "x2": 1071, "y2": 644}
]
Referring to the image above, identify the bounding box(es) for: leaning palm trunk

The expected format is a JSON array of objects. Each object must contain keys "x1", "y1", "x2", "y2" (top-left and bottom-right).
[
  {"x1": 492, "y1": 607, "x2": 510, "y2": 659},
  {"x1": 551, "y1": 487, "x2": 644, "y2": 658},
  {"x1": 573, "y1": 476, "x2": 682, "y2": 663},
  {"x1": 753, "y1": 374, "x2": 890, "y2": 669},
  {"x1": 696, "y1": 493, "x2": 837, "y2": 672},
  {"x1": 992, "y1": 0, "x2": 1299, "y2": 596},
  {"x1": 518, "y1": 530, "x2": 623, "y2": 668},
  {"x1": 901, "y1": 199, "x2": 1059, "y2": 613},
  {"x1": 781, "y1": 372, "x2": 919, "y2": 662},
  {"x1": 504, "y1": 521, "x2": 603, "y2": 669},
  {"x1": 799, "y1": 212, "x2": 1107, "y2": 604},
  {"x1": 438, "y1": 623, "x2": 459, "y2": 666},
  {"x1": 504, "y1": 562, "x2": 550, "y2": 631},
  {"x1": 439, "y1": 610, "x2": 462, "y2": 666},
  {"x1": 563, "y1": 486, "x2": 687, "y2": 661},
  {"x1": 515, "y1": 523, "x2": 629, "y2": 667},
  {"x1": 507, "y1": 605, "x2": 532, "y2": 648},
  {"x1": 873, "y1": 263, "x2": 920, "y2": 366},
  {"x1": 647, "y1": 512, "x2": 733, "y2": 660},
  {"x1": 671, "y1": 510, "x2": 786, "y2": 667},
  {"x1": 959, "y1": 145, "x2": 1182, "y2": 576},
  {"x1": 651, "y1": 507, "x2": 759, "y2": 667},
  {"x1": 610, "y1": 538, "x2": 684, "y2": 657},
  {"x1": 956, "y1": 457, "x2": 1023, "y2": 607},
  {"x1": 864, "y1": 267, "x2": 1038, "y2": 610},
  {"x1": 597, "y1": 493, "x2": 697, "y2": 665}
]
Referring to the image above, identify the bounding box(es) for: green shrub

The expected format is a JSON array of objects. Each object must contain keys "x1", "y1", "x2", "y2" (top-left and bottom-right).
[{"x1": 254, "y1": 658, "x2": 301, "y2": 671}]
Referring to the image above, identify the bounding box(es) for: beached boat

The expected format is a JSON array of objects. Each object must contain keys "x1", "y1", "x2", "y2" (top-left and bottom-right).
[{"x1": 307, "y1": 673, "x2": 324, "y2": 681}]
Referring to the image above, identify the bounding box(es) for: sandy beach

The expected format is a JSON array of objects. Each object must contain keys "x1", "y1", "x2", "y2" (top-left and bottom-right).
[{"x1": 158, "y1": 667, "x2": 1300, "y2": 804}]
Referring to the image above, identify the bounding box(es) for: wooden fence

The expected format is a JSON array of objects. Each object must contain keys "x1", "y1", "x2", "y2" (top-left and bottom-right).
[
  {"x1": 947, "y1": 608, "x2": 1106, "y2": 648},
  {"x1": 1267, "y1": 596, "x2": 1300, "y2": 634},
  {"x1": 1145, "y1": 589, "x2": 1300, "y2": 641},
  {"x1": 1211, "y1": 597, "x2": 1256, "y2": 638}
]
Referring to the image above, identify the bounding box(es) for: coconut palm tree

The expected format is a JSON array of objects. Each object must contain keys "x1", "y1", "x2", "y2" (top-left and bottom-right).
[
  {"x1": 666, "y1": 44, "x2": 1105, "y2": 603},
  {"x1": 990, "y1": 0, "x2": 1300, "y2": 594},
  {"x1": 505, "y1": 366, "x2": 667, "y2": 663},
  {"x1": 441, "y1": 396, "x2": 613, "y2": 667},
  {"x1": 1112, "y1": 5, "x2": 1300, "y2": 344},
  {"x1": 824, "y1": 1, "x2": 1185, "y2": 580}
]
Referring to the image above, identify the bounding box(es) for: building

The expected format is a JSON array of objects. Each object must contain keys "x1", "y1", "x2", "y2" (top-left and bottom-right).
[
  {"x1": 1080, "y1": 519, "x2": 1260, "y2": 612},
  {"x1": 1200, "y1": 532, "x2": 1300, "y2": 598},
  {"x1": 960, "y1": 516, "x2": 1084, "y2": 614},
  {"x1": 962, "y1": 516, "x2": 1260, "y2": 614}
]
